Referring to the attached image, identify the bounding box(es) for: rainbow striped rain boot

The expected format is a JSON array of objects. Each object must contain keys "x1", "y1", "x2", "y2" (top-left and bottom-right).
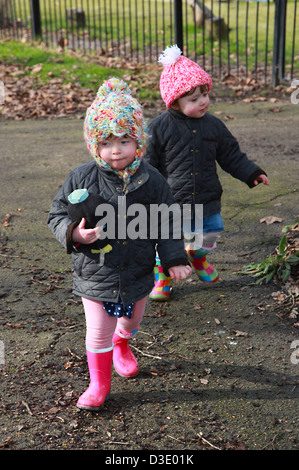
[
  {"x1": 149, "y1": 257, "x2": 173, "y2": 301},
  {"x1": 187, "y1": 247, "x2": 219, "y2": 283}
]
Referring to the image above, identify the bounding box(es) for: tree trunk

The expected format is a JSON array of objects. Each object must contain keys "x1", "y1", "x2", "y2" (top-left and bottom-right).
[
  {"x1": 0, "y1": 0, "x2": 12, "y2": 28},
  {"x1": 189, "y1": 0, "x2": 229, "y2": 39}
]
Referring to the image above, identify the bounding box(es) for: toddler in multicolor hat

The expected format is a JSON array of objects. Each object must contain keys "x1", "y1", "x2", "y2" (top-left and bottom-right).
[
  {"x1": 144, "y1": 45, "x2": 269, "y2": 301},
  {"x1": 48, "y1": 77, "x2": 191, "y2": 411}
]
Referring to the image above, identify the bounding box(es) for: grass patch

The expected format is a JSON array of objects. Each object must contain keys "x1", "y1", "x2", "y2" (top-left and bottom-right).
[
  {"x1": 0, "y1": 40, "x2": 162, "y2": 108},
  {"x1": 3, "y1": 0, "x2": 298, "y2": 76},
  {"x1": 0, "y1": 41, "x2": 126, "y2": 89}
]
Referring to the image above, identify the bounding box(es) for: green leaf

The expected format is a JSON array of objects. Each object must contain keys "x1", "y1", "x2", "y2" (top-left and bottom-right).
[
  {"x1": 280, "y1": 265, "x2": 291, "y2": 281},
  {"x1": 265, "y1": 271, "x2": 276, "y2": 283},
  {"x1": 278, "y1": 235, "x2": 287, "y2": 254},
  {"x1": 282, "y1": 219, "x2": 299, "y2": 233}
]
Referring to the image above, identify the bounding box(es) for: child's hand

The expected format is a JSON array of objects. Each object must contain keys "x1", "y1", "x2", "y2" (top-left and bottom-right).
[
  {"x1": 168, "y1": 264, "x2": 192, "y2": 285},
  {"x1": 253, "y1": 174, "x2": 269, "y2": 186},
  {"x1": 72, "y1": 218, "x2": 101, "y2": 244}
]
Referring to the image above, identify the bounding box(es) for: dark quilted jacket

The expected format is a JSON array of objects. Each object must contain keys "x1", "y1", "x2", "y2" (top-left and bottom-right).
[
  {"x1": 144, "y1": 109, "x2": 266, "y2": 218},
  {"x1": 48, "y1": 159, "x2": 188, "y2": 305}
]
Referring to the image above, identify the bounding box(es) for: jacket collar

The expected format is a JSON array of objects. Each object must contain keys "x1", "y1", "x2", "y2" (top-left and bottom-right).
[
  {"x1": 127, "y1": 160, "x2": 150, "y2": 192},
  {"x1": 168, "y1": 108, "x2": 210, "y2": 122},
  {"x1": 96, "y1": 160, "x2": 150, "y2": 194}
]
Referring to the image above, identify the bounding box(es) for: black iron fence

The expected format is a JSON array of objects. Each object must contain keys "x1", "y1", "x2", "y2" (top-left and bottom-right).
[{"x1": 0, "y1": 0, "x2": 298, "y2": 85}]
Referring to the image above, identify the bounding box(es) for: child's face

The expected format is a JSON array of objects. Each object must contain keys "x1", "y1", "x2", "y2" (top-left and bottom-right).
[
  {"x1": 97, "y1": 135, "x2": 138, "y2": 170},
  {"x1": 176, "y1": 86, "x2": 210, "y2": 118}
]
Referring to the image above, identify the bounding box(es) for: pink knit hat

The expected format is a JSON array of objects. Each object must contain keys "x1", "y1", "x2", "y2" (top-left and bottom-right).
[{"x1": 158, "y1": 45, "x2": 212, "y2": 108}]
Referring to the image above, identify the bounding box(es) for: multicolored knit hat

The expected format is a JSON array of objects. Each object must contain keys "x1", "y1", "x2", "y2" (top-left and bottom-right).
[
  {"x1": 84, "y1": 77, "x2": 146, "y2": 183},
  {"x1": 158, "y1": 45, "x2": 212, "y2": 108}
]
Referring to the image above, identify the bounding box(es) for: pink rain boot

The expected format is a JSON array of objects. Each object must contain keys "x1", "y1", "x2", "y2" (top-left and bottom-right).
[
  {"x1": 77, "y1": 348, "x2": 113, "y2": 410},
  {"x1": 112, "y1": 330, "x2": 139, "y2": 377}
]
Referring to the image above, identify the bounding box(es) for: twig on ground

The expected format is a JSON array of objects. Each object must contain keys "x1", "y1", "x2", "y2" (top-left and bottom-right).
[
  {"x1": 130, "y1": 345, "x2": 163, "y2": 360},
  {"x1": 21, "y1": 400, "x2": 33, "y2": 416},
  {"x1": 197, "y1": 432, "x2": 222, "y2": 450}
]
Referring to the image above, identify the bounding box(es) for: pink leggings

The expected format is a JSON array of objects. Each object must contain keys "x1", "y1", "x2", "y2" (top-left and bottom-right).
[{"x1": 82, "y1": 296, "x2": 147, "y2": 352}]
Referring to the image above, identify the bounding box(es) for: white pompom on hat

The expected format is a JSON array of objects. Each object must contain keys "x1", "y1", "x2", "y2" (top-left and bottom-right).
[{"x1": 158, "y1": 45, "x2": 212, "y2": 108}]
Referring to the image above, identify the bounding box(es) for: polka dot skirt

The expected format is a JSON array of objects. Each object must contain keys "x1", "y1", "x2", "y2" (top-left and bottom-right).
[{"x1": 103, "y1": 301, "x2": 134, "y2": 319}]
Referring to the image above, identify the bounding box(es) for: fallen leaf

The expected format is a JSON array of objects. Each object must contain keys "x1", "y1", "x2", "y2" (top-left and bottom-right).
[
  {"x1": 31, "y1": 64, "x2": 43, "y2": 74},
  {"x1": 269, "y1": 106, "x2": 282, "y2": 113},
  {"x1": 48, "y1": 407, "x2": 60, "y2": 414},
  {"x1": 290, "y1": 308, "x2": 298, "y2": 319},
  {"x1": 223, "y1": 115, "x2": 236, "y2": 120},
  {"x1": 260, "y1": 216, "x2": 283, "y2": 225},
  {"x1": 2, "y1": 213, "x2": 12, "y2": 227},
  {"x1": 271, "y1": 291, "x2": 287, "y2": 302},
  {"x1": 69, "y1": 420, "x2": 78, "y2": 429},
  {"x1": 6, "y1": 322, "x2": 23, "y2": 329},
  {"x1": 0, "y1": 436, "x2": 13, "y2": 448},
  {"x1": 64, "y1": 361, "x2": 72, "y2": 369},
  {"x1": 233, "y1": 330, "x2": 248, "y2": 337}
]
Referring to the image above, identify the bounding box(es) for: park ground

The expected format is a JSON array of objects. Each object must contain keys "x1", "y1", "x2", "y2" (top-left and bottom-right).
[{"x1": 0, "y1": 86, "x2": 298, "y2": 451}]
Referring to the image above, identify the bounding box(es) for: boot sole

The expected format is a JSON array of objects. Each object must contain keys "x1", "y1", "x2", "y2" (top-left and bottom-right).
[
  {"x1": 149, "y1": 296, "x2": 170, "y2": 301},
  {"x1": 198, "y1": 275, "x2": 219, "y2": 283},
  {"x1": 76, "y1": 393, "x2": 110, "y2": 411},
  {"x1": 114, "y1": 367, "x2": 139, "y2": 378},
  {"x1": 77, "y1": 403, "x2": 102, "y2": 411}
]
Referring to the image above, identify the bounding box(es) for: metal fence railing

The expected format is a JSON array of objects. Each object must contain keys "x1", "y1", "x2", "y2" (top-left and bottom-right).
[{"x1": 0, "y1": 0, "x2": 298, "y2": 85}]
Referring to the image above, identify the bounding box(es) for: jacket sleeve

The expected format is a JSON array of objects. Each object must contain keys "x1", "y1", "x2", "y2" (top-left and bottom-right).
[
  {"x1": 154, "y1": 174, "x2": 189, "y2": 275},
  {"x1": 216, "y1": 120, "x2": 267, "y2": 188},
  {"x1": 47, "y1": 170, "x2": 79, "y2": 252},
  {"x1": 144, "y1": 118, "x2": 165, "y2": 173}
]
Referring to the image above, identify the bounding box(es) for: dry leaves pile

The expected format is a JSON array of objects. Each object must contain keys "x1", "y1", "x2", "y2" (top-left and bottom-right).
[
  {"x1": 275, "y1": 222, "x2": 299, "y2": 314},
  {"x1": 264, "y1": 220, "x2": 299, "y2": 322},
  {"x1": 0, "y1": 63, "x2": 95, "y2": 120},
  {"x1": 0, "y1": 52, "x2": 293, "y2": 121},
  {"x1": 221, "y1": 71, "x2": 294, "y2": 107},
  {"x1": 0, "y1": 56, "x2": 162, "y2": 120}
]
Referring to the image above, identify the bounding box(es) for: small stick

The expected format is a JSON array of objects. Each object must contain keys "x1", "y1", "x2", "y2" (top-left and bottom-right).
[
  {"x1": 197, "y1": 433, "x2": 221, "y2": 450},
  {"x1": 130, "y1": 345, "x2": 162, "y2": 360},
  {"x1": 22, "y1": 400, "x2": 33, "y2": 416}
]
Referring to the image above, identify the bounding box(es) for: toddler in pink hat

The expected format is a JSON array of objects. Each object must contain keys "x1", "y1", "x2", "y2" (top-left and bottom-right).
[
  {"x1": 159, "y1": 44, "x2": 212, "y2": 108},
  {"x1": 144, "y1": 45, "x2": 269, "y2": 301}
]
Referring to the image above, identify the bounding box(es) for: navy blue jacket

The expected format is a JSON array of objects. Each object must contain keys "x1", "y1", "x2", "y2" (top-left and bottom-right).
[
  {"x1": 48, "y1": 159, "x2": 188, "y2": 305},
  {"x1": 144, "y1": 109, "x2": 266, "y2": 218}
]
